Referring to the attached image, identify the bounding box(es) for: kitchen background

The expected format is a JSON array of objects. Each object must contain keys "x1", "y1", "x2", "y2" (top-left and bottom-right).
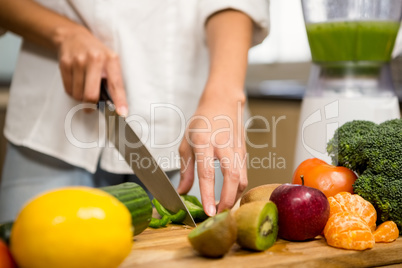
[{"x1": 0, "y1": 0, "x2": 402, "y2": 190}]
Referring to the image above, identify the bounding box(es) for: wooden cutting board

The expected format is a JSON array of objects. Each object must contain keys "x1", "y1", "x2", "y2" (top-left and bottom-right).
[{"x1": 119, "y1": 225, "x2": 402, "y2": 268}]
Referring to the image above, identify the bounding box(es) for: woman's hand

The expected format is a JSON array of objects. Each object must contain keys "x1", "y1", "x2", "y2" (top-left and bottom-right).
[
  {"x1": 0, "y1": 0, "x2": 128, "y2": 116},
  {"x1": 177, "y1": 9, "x2": 253, "y2": 216},
  {"x1": 58, "y1": 28, "x2": 128, "y2": 116},
  {"x1": 178, "y1": 88, "x2": 248, "y2": 216}
]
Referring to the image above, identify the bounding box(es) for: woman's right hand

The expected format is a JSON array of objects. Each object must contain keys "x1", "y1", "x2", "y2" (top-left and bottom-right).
[
  {"x1": 0, "y1": 0, "x2": 128, "y2": 116},
  {"x1": 58, "y1": 28, "x2": 128, "y2": 116}
]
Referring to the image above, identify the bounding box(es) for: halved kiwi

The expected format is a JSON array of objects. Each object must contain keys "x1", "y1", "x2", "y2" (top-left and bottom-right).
[
  {"x1": 188, "y1": 210, "x2": 237, "y2": 258},
  {"x1": 240, "y1": 184, "x2": 282, "y2": 206},
  {"x1": 235, "y1": 201, "x2": 278, "y2": 251}
]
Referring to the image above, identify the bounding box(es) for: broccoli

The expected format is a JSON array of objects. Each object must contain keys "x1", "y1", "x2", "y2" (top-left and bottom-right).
[
  {"x1": 363, "y1": 119, "x2": 402, "y2": 179},
  {"x1": 327, "y1": 119, "x2": 402, "y2": 233},
  {"x1": 354, "y1": 171, "x2": 402, "y2": 231},
  {"x1": 326, "y1": 120, "x2": 376, "y2": 175}
]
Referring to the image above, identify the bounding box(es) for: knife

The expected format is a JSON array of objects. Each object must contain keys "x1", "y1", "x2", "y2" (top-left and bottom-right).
[{"x1": 99, "y1": 79, "x2": 196, "y2": 227}]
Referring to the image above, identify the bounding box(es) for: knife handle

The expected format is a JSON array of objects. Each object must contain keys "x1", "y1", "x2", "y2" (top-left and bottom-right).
[{"x1": 99, "y1": 78, "x2": 113, "y2": 103}]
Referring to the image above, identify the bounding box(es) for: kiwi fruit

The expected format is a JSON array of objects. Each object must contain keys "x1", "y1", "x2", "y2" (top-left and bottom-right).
[
  {"x1": 235, "y1": 201, "x2": 278, "y2": 251},
  {"x1": 240, "y1": 184, "x2": 282, "y2": 206},
  {"x1": 188, "y1": 210, "x2": 237, "y2": 258}
]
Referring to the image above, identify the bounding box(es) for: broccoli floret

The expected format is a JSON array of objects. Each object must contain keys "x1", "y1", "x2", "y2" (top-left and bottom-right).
[
  {"x1": 327, "y1": 120, "x2": 376, "y2": 175},
  {"x1": 327, "y1": 119, "x2": 402, "y2": 233},
  {"x1": 354, "y1": 171, "x2": 402, "y2": 231},
  {"x1": 363, "y1": 119, "x2": 402, "y2": 179},
  {"x1": 379, "y1": 118, "x2": 402, "y2": 129}
]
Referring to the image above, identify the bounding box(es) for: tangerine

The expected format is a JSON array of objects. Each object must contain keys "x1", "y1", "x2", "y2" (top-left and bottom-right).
[
  {"x1": 324, "y1": 211, "x2": 375, "y2": 250},
  {"x1": 373, "y1": 221, "x2": 399, "y2": 243},
  {"x1": 328, "y1": 192, "x2": 376, "y2": 232}
]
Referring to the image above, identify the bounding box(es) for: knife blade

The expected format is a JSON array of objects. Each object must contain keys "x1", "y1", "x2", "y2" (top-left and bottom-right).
[{"x1": 99, "y1": 79, "x2": 196, "y2": 227}]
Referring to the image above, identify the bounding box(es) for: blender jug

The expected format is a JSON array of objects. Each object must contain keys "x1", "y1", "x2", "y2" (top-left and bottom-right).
[{"x1": 294, "y1": 0, "x2": 402, "y2": 168}]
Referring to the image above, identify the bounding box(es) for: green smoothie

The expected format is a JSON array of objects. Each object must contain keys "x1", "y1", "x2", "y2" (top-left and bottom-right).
[{"x1": 306, "y1": 20, "x2": 400, "y2": 62}]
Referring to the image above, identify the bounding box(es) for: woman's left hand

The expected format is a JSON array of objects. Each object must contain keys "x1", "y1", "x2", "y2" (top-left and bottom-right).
[{"x1": 177, "y1": 86, "x2": 248, "y2": 216}]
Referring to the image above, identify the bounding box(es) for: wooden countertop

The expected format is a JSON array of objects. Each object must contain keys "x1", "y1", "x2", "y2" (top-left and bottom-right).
[{"x1": 119, "y1": 225, "x2": 402, "y2": 268}]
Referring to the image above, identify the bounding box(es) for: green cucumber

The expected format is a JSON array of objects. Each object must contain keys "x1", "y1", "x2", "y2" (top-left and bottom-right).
[
  {"x1": 101, "y1": 182, "x2": 152, "y2": 235},
  {"x1": 0, "y1": 221, "x2": 13, "y2": 245}
]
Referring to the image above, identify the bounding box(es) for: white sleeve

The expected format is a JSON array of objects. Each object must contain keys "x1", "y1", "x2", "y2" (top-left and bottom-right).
[{"x1": 198, "y1": 0, "x2": 270, "y2": 46}]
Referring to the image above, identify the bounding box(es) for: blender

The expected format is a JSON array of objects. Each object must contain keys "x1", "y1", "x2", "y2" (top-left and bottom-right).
[{"x1": 294, "y1": 0, "x2": 402, "y2": 167}]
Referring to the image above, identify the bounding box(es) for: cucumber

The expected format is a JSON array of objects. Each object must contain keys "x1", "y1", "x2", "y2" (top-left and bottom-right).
[
  {"x1": 0, "y1": 221, "x2": 13, "y2": 245},
  {"x1": 101, "y1": 182, "x2": 152, "y2": 235}
]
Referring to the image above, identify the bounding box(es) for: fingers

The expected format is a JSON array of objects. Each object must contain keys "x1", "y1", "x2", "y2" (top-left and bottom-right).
[
  {"x1": 216, "y1": 148, "x2": 248, "y2": 214},
  {"x1": 177, "y1": 140, "x2": 195, "y2": 195},
  {"x1": 183, "y1": 112, "x2": 248, "y2": 216},
  {"x1": 233, "y1": 140, "x2": 249, "y2": 203},
  {"x1": 59, "y1": 55, "x2": 73, "y2": 96},
  {"x1": 82, "y1": 53, "x2": 103, "y2": 104},
  {"x1": 196, "y1": 147, "x2": 216, "y2": 217},
  {"x1": 71, "y1": 55, "x2": 85, "y2": 100},
  {"x1": 235, "y1": 165, "x2": 248, "y2": 202}
]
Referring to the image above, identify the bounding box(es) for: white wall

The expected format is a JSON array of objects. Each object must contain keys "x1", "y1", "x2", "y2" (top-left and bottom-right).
[{"x1": 249, "y1": 0, "x2": 311, "y2": 63}]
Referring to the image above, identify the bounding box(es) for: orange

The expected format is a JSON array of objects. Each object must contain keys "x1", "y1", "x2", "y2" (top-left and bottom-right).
[
  {"x1": 11, "y1": 187, "x2": 133, "y2": 268},
  {"x1": 373, "y1": 221, "x2": 399, "y2": 243},
  {"x1": 324, "y1": 211, "x2": 375, "y2": 250},
  {"x1": 328, "y1": 192, "x2": 377, "y2": 231}
]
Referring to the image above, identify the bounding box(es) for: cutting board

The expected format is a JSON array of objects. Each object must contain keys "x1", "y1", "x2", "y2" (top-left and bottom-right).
[{"x1": 119, "y1": 225, "x2": 402, "y2": 268}]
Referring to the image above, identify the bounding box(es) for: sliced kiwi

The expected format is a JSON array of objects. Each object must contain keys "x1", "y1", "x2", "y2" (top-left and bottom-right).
[
  {"x1": 240, "y1": 184, "x2": 282, "y2": 206},
  {"x1": 188, "y1": 210, "x2": 237, "y2": 258},
  {"x1": 235, "y1": 201, "x2": 278, "y2": 251}
]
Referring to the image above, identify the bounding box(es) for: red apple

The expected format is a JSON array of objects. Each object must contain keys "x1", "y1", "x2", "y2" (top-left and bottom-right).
[{"x1": 269, "y1": 177, "x2": 330, "y2": 241}]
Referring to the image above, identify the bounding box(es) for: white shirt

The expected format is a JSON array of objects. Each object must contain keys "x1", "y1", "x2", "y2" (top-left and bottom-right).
[{"x1": 4, "y1": 0, "x2": 270, "y2": 174}]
